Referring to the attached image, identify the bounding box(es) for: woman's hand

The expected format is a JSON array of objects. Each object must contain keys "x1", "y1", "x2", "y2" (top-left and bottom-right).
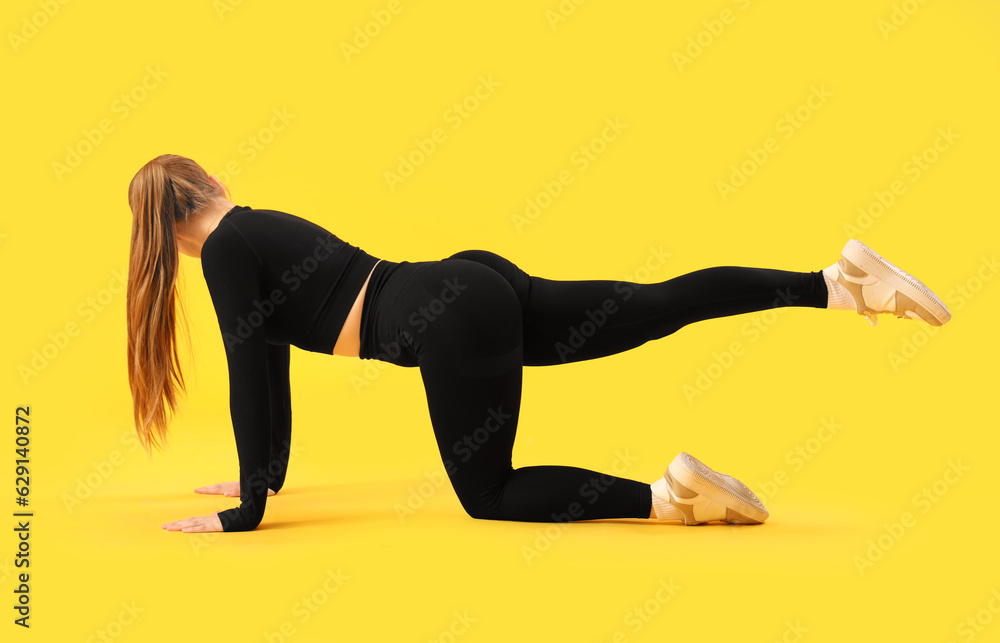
[
  {"x1": 194, "y1": 481, "x2": 276, "y2": 497},
  {"x1": 162, "y1": 514, "x2": 223, "y2": 532}
]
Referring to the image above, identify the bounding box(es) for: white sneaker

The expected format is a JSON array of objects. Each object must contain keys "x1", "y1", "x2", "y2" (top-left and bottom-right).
[
  {"x1": 651, "y1": 452, "x2": 769, "y2": 525},
  {"x1": 827, "y1": 239, "x2": 951, "y2": 327}
]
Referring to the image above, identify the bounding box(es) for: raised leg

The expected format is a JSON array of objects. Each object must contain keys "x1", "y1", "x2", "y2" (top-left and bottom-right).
[{"x1": 443, "y1": 249, "x2": 828, "y2": 366}]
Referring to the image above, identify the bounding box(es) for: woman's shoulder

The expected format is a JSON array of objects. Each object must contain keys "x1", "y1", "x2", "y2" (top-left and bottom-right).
[
  {"x1": 202, "y1": 211, "x2": 257, "y2": 260},
  {"x1": 202, "y1": 205, "x2": 339, "y2": 268},
  {"x1": 200, "y1": 212, "x2": 266, "y2": 283},
  {"x1": 219, "y1": 206, "x2": 332, "y2": 237},
  {"x1": 203, "y1": 205, "x2": 295, "y2": 251}
]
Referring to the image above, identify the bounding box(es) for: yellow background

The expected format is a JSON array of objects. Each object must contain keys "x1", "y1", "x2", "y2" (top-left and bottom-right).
[{"x1": 3, "y1": 0, "x2": 999, "y2": 641}]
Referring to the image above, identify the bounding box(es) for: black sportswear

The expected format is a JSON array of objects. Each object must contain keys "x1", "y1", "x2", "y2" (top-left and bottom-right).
[
  {"x1": 357, "y1": 250, "x2": 828, "y2": 523},
  {"x1": 200, "y1": 205, "x2": 378, "y2": 531},
  {"x1": 200, "y1": 205, "x2": 829, "y2": 531}
]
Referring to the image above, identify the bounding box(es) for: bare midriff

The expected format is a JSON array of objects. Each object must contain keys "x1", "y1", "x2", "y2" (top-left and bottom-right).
[{"x1": 332, "y1": 260, "x2": 382, "y2": 358}]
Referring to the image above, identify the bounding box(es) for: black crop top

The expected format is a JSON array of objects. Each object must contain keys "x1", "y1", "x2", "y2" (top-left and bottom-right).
[{"x1": 200, "y1": 205, "x2": 380, "y2": 531}]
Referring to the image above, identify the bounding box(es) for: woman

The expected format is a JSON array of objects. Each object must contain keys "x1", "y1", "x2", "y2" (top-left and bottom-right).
[{"x1": 126, "y1": 154, "x2": 951, "y2": 533}]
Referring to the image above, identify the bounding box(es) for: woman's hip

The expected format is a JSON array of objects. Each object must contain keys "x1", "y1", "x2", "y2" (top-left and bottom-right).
[{"x1": 358, "y1": 253, "x2": 525, "y2": 366}]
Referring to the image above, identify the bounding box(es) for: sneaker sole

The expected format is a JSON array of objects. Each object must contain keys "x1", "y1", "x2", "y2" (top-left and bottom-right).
[
  {"x1": 666, "y1": 452, "x2": 769, "y2": 524},
  {"x1": 842, "y1": 239, "x2": 951, "y2": 326}
]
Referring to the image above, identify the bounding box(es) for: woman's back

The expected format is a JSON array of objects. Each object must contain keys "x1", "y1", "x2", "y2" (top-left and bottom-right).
[{"x1": 201, "y1": 205, "x2": 380, "y2": 354}]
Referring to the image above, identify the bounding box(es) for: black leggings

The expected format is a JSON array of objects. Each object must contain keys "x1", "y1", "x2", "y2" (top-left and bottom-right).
[{"x1": 357, "y1": 250, "x2": 828, "y2": 522}]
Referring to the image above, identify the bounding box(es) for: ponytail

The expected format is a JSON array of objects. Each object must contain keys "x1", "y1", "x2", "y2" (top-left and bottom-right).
[{"x1": 126, "y1": 154, "x2": 224, "y2": 455}]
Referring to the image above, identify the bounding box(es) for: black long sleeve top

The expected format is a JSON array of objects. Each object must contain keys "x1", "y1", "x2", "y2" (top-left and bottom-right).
[{"x1": 200, "y1": 205, "x2": 380, "y2": 531}]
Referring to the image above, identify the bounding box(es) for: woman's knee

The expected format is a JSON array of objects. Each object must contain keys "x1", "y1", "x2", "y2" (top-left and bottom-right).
[
  {"x1": 461, "y1": 502, "x2": 500, "y2": 521},
  {"x1": 452, "y1": 485, "x2": 507, "y2": 521}
]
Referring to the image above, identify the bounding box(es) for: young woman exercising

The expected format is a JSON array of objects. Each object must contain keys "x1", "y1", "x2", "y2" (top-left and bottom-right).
[{"x1": 126, "y1": 154, "x2": 952, "y2": 533}]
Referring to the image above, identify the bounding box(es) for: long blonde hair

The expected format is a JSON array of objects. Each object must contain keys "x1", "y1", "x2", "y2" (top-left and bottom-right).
[{"x1": 126, "y1": 154, "x2": 230, "y2": 455}]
